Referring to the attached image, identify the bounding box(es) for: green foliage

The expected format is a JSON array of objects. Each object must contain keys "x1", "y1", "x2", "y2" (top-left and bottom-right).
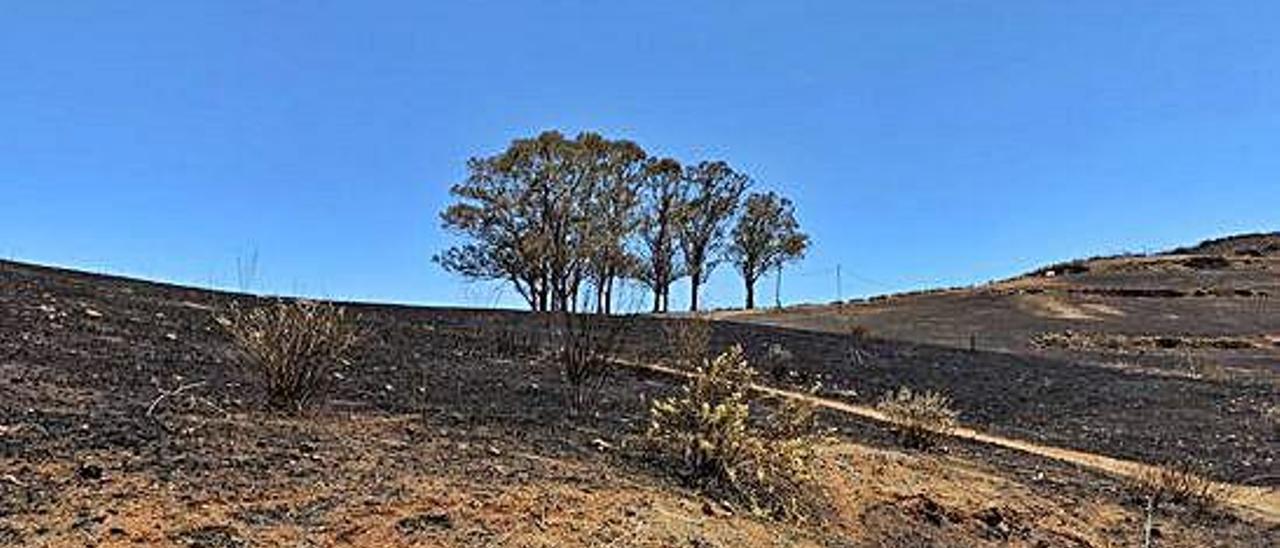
[
  {"x1": 647, "y1": 345, "x2": 825, "y2": 521},
  {"x1": 436, "y1": 131, "x2": 813, "y2": 315}
]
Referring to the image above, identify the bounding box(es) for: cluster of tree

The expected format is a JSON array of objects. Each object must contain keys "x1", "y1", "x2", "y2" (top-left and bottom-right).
[{"x1": 436, "y1": 130, "x2": 809, "y2": 313}]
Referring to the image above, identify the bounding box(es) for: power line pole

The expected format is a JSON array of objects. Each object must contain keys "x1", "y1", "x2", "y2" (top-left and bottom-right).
[{"x1": 836, "y1": 264, "x2": 843, "y2": 303}]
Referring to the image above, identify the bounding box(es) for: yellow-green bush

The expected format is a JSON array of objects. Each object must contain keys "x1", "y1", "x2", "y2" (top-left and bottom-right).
[{"x1": 646, "y1": 345, "x2": 824, "y2": 521}]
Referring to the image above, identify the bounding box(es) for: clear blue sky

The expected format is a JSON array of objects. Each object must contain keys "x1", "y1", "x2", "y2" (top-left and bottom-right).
[{"x1": 2, "y1": 2, "x2": 1277, "y2": 310}]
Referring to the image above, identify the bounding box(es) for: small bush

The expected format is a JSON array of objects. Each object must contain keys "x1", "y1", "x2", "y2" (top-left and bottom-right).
[
  {"x1": 556, "y1": 312, "x2": 625, "y2": 412},
  {"x1": 646, "y1": 345, "x2": 825, "y2": 521},
  {"x1": 1182, "y1": 352, "x2": 1228, "y2": 382},
  {"x1": 876, "y1": 387, "x2": 958, "y2": 450},
  {"x1": 763, "y1": 343, "x2": 794, "y2": 381},
  {"x1": 219, "y1": 299, "x2": 361, "y2": 413},
  {"x1": 844, "y1": 323, "x2": 871, "y2": 367},
  {"x1": 663, "y1": 317, "x2": 712, "y2": 369},
  {"x1": 1127, "y1": 462, "x2": 1223, "y2": 512}
]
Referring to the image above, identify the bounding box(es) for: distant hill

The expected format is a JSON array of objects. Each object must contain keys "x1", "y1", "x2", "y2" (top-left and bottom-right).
[
  {"x1": 723, "y1": 232, "x2": 1280, "y2": 363},
  {"x1": 1166, "y1": 231, "x2": 1280, "y2": 257}
]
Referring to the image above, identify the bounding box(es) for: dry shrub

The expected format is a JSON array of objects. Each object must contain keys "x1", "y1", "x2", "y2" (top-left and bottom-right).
[
  {"x1": 556, "y1": 312, "x2": 626, "y2": 412},
  {"x1": 219, "y1": 299, "x2": 362, "y2": 413},
  {"x1": 876, "y1": 387, "x2": 958, "y2": 450},
  {"x1": 1182, "y1": 352, "x2": 1228, "y2": 382},
  {"x1": 1127, "y1": 462, "x2": 1224, "y2": 512},
  {"x1": 844, "y1": 323, "x2": 871, "y2": 367},
  {"x1": 646, "y1": 345, "x2": 825, "y2": 521},
  {"x1": 763, "y1": 343, "x2": 795, "y2": 381},
  {"x1": 663, "y1": 317, "x2": 712, "y2": 369}
]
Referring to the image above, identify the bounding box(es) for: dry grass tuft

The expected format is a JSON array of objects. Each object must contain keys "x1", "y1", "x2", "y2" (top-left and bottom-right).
[
  {"x1": 646, "y1": 345, "x2": 826, "y2": 521},
  {"x1": 876, "y1": 387, "x2": 958, "y2": 450},
  {"x1": 1127, "y1": 462, "x2": 1224, "y2": 512},
  {"x1": 219, "y1": 299, "x2": 362, "y2": 413}
]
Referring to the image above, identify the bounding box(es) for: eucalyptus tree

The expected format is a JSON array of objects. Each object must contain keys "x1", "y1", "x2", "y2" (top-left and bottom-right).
[
  {"x1": 728, "y1": 191, "x2": 809, "y2": 309},
  {"x1": 436, "y1": 131, "x2": 648, "y2": 313},
  {"x1": 580, "y1": 135, "x2": 647, "y2": 314},
  {"x1": 437, "y1": 131, "x2": 588, "y2": 311},
  {"x1": 679, "y1": 161, "x2": 749, "y2": 312},
  {"x1": 635, "y1": 157, "x2": 686, "y2": 313}
]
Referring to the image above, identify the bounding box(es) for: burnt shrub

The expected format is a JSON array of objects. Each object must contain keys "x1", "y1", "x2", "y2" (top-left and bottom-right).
[
  {"x1": 554, "y1": 312, "x2": 627, "y2": 413},
  {"x1": 1126, "y1": 459, "x2": 1224, "y2": 522},
  {"x1": 663, "y1": 317, "x2": 713, "y2": 370},
  {"x1": 219, "y1": 299, "x2": 362, "y2": 413}
]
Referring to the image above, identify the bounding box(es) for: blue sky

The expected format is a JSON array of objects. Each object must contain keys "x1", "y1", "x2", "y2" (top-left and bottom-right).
[{"x1": 2, "y1": 2, "x2": 1277, "y2": 310}]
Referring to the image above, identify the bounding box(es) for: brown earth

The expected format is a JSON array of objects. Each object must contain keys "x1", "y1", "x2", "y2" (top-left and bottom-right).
[{"x1": 2, "y1": 235, "x2": 1278, "y2": 546}]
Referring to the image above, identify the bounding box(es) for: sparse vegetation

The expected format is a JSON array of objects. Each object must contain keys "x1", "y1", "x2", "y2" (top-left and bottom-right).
[
  {"x1": 876, "y1": 387, "x2": 958, "y2": 450},
  {"x1": 555, "y1": 312, "x2": 626, "y2": 412},
  {"x1": 1182, "y1": 352, "x2": 1229, "y2": 382},
  {"x1": 663, "y1": 317, "x2": 713, "y2": 369},
  {"x1": 1127, "y1": 459, "x2": 1225, "y2": 545},
  {"x1": 218, "y1": 299, "x2": 362, "y2": 413},
  {"x1": 1031, "y1": 330, "x2": 1260, "y2": 353},
  {"x1": 763, "y1": 342, "x2": 794, "y2": 381},
  {"x1": 1126, "y1": 461, "x2": 1224, "y2": 513},
  {"x1": 843, "y1": 322, "x2": 871, "y2": 367},
  {"x1": 646, "y1": 345, "x2": 826, "y2": 521}
]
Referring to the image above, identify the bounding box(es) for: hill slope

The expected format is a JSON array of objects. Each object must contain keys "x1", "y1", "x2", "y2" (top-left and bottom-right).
[{"x1": 1, "y1": 250, "x2": 1277, "y2": 546}]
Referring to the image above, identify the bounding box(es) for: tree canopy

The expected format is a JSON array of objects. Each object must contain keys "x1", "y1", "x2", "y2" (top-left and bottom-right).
[
  {"x1": 437, "y1": 131, "x2": 808, "y2": 313},
  {"x1": 728, "y1": 191, "x2": 810, "y2": 309}
]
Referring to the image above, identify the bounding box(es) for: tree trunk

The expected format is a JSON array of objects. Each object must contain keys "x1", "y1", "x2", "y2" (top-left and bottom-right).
[
  {"x1": 745, "y1": 277, "x2": 756, "y2": 310},
  {"x1": 595, "y1": 280, "x2": 606, "y2": 315},
  {"x1": 690, "y1": 277, "x2": 701, "y2": 312},
  {"x1": 603, "y1": 277, "x2": 613, "y2": 315}
]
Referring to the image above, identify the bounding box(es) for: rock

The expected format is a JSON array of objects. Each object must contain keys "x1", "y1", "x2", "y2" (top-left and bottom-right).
[
  {"x1": 701, "y1": 500, "x2": 732, "y2": 517},
  {"x1": 396, "y1": 511, "x2": 453, "y2": 535},
  {"x1": 77, "y1": 463, "x2": 104, "y2": 481}
]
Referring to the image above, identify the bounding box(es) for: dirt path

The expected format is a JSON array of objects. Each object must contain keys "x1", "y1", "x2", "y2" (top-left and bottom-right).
[{"x1": 625, "y1": 360, "x2": 1280, "y2": 524}]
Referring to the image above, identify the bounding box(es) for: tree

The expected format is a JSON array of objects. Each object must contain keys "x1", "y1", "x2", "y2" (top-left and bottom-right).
[
  {"x1": 635, "y1": 158, "x2": 686, "y2": 313},
  {"x1": 436, "y1": 131, "x2": 647, "y2": 313},
  {"x1": 728, "y1": 192, "x2": 809, "y2": 309},
  {"x1": 580, "y1": 136, "x2": 647, "y2": 315},
  {"x1": 680, "y1": 161, "x2": 749, "y2": 312},
  {"x1": 437, "y1": 131, "x2": 592, "y2": 312},
  {"x1": 436, "y1": 153, "x2": 549, "y2": 311}
]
